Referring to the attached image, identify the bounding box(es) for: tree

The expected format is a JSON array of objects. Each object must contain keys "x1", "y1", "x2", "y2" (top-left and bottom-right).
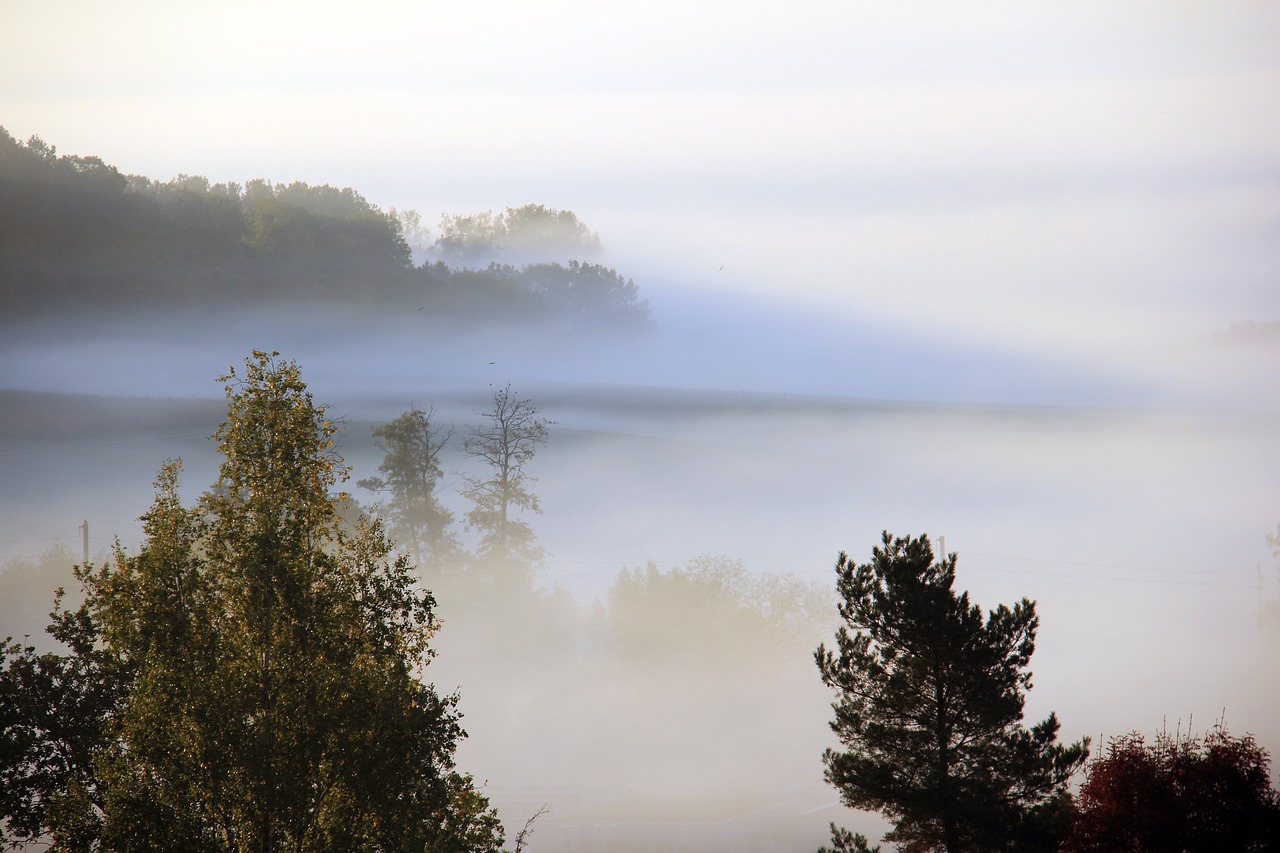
[
  {"x1": 1061, "y1": 725, "x2": 1280, "y2": 852},
  {"x1": 357, "y1": 407, "x2": 460, "y2": 573},
  {"x1": 0, "y1": 594, "x2": 127, "y2": 848},
  {"x1": 433, "y1": 204, "x2": 600, "y2": 267},
  {"x1": 461, "y1": 386, "x2": 551, "y2": 578},
  {"x1": 434, "y1": 210, "x2": 503, "y2": 266},
  {"x1": 389, "y1": 207, "x2": 433, "y2": 264},
  {"x1": 514, "y1": 261, "x2": 650, "y2": 328},
  {"x1": 1263, "y1": 523, "x2": 1280, "y2": 636},
  {"x1": 818, "y1": 824, "x2": 882, "y2": 853},
  {"x1": 815, "y1": 532, "x2": 1089, "y2": 853},
  {"x1": 607, "y1": 555, "x2": 830, "y2": 668},
  {"x1": 0, "y1": 352, "x2": 503, "y2": 852},
  {"x1": 499, "y1": 203, "x2": 600, "y2": 262}
]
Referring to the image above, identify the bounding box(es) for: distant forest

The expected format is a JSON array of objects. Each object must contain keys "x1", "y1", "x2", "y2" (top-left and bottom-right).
[{"x1": 0, "y1": 128, "x2": 651, "y2": 328}]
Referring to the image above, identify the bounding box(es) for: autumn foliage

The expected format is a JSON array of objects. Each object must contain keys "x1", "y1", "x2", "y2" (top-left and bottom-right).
[{"x1": 1062, "y1": 725, "x2": 1280, "y2": 852}]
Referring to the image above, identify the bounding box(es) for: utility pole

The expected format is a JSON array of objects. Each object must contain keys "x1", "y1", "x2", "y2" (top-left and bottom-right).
[{"x1": 78, "y1": 519, "x2": 88, "y2": 564}]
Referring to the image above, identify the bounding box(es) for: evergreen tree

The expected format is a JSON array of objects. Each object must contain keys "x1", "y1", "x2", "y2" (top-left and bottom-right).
[
  {"x1": 358, "y1": 407, "x2": 459, "y2": 573},
  {"x1": 815, "y1": 532, "x2": 1088, "y2": 853},
  {"x1": 0, "y1": 352, "x2": 502, "y2": 852}
]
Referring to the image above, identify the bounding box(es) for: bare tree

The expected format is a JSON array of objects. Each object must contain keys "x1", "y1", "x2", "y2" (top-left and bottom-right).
[
  {"x1": 462, "y1": 385, "x2": 551, "y2": 576},
  {"x1": 510, "y1": 805, "x2": 549, "y2": 853}
]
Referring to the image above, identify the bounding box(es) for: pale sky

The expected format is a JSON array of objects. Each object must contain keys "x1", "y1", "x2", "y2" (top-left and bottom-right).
[{"x1": 4, "y1": 1, "x2": 1279, "y2": 405}]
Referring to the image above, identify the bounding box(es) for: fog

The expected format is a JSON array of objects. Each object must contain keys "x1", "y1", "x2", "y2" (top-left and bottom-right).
[
  {"x1": 2, "y1": 304, "x2": 1278, "y2": 848},
  {"x1": 4, "y1": 1, "x2": 1280, "y2": 848}
]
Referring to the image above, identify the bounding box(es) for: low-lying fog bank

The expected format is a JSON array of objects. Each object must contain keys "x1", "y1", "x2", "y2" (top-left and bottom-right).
[
  {"x1": 3, "y1": 277, "x2": 1277, "y2": 412},
  {"x1": 2, "y1": 307, "x2": 1277, "y2": 850},
  {"x1": 3, "y1": 372, "x2": 1277, "y2": 848}
]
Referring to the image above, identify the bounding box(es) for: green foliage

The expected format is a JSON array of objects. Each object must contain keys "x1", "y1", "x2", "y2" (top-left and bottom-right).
[
  {"x1": 1061, "y1": 725, "x2": 1280, "y2": 852},
  {"x1": 816, "y1": 532, "x2": 1089, "y2": 853},
  {"x1": 0, "y1": 129, "x2": 413, "y2": 317},
  {"x1": 514, "y1": 261, "x2": 649, "y2": 327},
  {"x1": 357, "y1": 408, "x2": 459, "y2": 573},
  {"x1": 415, "y1": 261, "x2": 651, "y2": 329},
  {"x1": 434, "y1": 203, "x2": 600, "y2": 266},
  {"x1": 462, "y1": 386, "x2": 551, "y2": 578},
  {"x1": 0, "y1": 352, "x2": 502, "y2": 852},
  {"x1": 0, "y1": 594, "x2": 129, "y2": 848},
  {"x1": 0, "y1": 129, "x2": 652, "y2": 329},
  {"x1": 390, "y1": 208, "x2": 433, "y2": 263}
]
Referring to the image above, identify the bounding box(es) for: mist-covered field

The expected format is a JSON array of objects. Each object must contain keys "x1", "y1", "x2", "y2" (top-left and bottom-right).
[{"x1": 2, "y1": 313, "x2": 1277, "y2": 850}]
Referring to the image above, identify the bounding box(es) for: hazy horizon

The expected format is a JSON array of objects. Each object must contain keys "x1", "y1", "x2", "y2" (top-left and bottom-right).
[
  {"x1": 3, "y1": 3, "x2": 1279, "y2": 849},
  {"x1": 5, "y1": 2, "x2": 1279, "y2": 413}
]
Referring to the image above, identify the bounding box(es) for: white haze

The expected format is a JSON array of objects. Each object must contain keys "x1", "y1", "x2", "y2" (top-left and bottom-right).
[
  {"x1": 1, "y1": 316, "x2": 1278, "y2": 845},
  {"x1": 3, "y1": 1, "x2": 1280, "y2": 848},
  {"x1": 5, "y1": 2, "x2": 1280, "y2": 393}
]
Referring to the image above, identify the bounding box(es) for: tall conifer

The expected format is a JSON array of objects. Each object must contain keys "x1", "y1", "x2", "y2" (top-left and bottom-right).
[{"x1": 816, "y1": 532, "x2": 1088, "y2": 852}]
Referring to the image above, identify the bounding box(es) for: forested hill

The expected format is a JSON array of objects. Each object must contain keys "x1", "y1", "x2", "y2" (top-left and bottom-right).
[{"x1": 0, "y1": 128, "x2": 650, "y2": 328}]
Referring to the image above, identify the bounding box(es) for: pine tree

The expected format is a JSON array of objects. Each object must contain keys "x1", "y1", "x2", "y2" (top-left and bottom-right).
[{"x1": 816, "y1": 532, "x2": 1088, "y2": 853}]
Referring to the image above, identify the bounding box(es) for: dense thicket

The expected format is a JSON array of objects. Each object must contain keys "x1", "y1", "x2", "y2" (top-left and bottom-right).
[
  {"x1": 1062, "y1": 726, "x2": 1280, "y2": 852},
  {"x1": 0, "y1": 129, "x2": 650, "y2": 328}
]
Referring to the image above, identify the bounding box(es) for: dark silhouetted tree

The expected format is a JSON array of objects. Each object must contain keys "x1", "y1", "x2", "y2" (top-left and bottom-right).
[
  {"x1": 0, "y1": 594, "x2": 127, "y2": 848},
  {"x1": 358, "y1": 407, "x2": 460, "y2": 573},
  {"x1": 462, "y1": 386, "x2": 550, "y2": 579},
  {"x1": 1061, "y1": 725, "x2": 1280, "y2": 852},
  {"x1": 0, "y1": 352, "x2": 503, "y2": 852},
  {"x1": 818, "y1": 823, "x2": 882, "y2": 853},
  {"x1": 815, "y1": 532, "x2": 1088, "y2": 853}
]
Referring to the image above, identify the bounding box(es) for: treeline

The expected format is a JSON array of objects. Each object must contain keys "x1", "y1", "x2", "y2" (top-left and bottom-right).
[{"x1": 0, "y1": 128, "x2": 650, "y2": 328}]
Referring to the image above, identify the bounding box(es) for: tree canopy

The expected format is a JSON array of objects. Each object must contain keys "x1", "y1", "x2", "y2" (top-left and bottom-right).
[
  {"x1": 0, "y1": 129, "x2": 650, "y2": 329},
  {"x1": 816, "y1": 532, "x2": 1089, "y2": 853},
  {"x1": 434, "y1": 203, "x2": 601, "y2": 267},
  {"x1": 0, "y1": 352, "x2": 502, "y2": 852}
]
